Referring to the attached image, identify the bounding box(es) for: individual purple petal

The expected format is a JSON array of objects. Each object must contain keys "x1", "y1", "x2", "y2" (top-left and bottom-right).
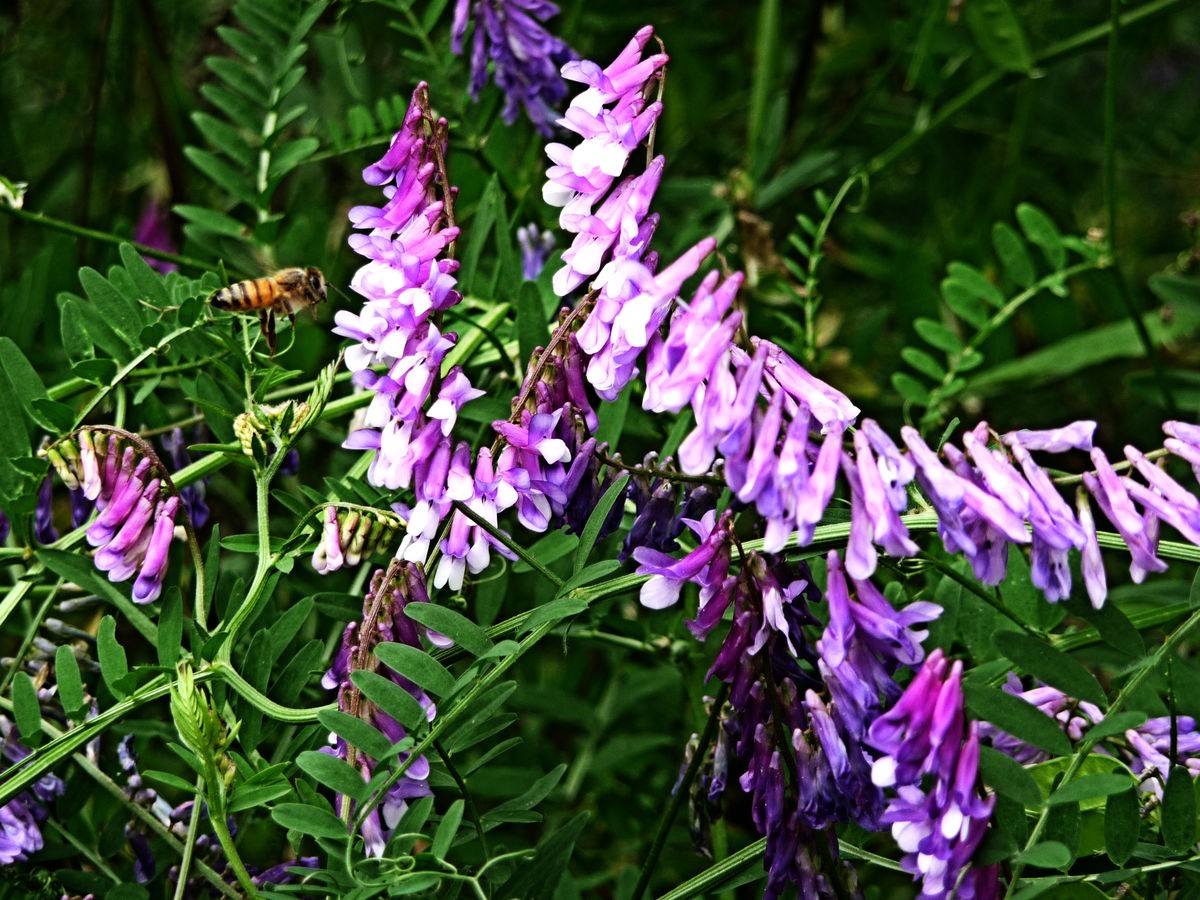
[{"x1": 1004, "y1": 421, "x2": 1096, "y2": 454}]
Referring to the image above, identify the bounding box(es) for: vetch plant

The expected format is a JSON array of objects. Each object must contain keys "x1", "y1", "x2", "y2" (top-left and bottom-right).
[{"x1": 1, "y1": 2, "x2": 1200, "y2": 899}]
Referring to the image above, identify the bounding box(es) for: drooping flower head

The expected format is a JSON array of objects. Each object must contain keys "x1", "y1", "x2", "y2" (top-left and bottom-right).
[
  {"x1": 451, "y1": 0, "x2": 575, "y2": 134},
  {"x1": 41, "y1": 428, "x2": 187, "y2": 604}
]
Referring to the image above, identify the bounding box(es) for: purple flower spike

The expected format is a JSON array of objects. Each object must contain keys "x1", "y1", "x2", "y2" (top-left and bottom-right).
[{"x1": 451, "y1": 0, "x2": 575, "y2": 135}]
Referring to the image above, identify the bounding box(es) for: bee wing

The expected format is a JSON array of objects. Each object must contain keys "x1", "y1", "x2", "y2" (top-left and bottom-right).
[{"x1": 274, "y1": 268, "x2": 306, "y2": 291}]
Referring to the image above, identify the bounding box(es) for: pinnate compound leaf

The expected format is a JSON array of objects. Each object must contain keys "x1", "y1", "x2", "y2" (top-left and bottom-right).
[
  {"x1": 272, "y1": 801, "x2": 349, "y2": 842},
  {"x1": 431, "y1": 799, "x2": 463, "y2": 859},
  {"x1": 994, "y1": 631, "x2": 1106, "y2": 708},
  {"x1": 978, "y1": 745, "x2": 1041, "y2": 806},
  {"x1": 317, "y1": 709, "x2": 394, "y2": 762},
  {"x1": 351, "y1": 670, "x2": 428, "y2": 732},
  {"x1": 892, "y1": 372, "x2": 932, "y2": 406},
  {"x1": 78, "y1": 266, "x2": 144, "y2": 347},
  {"x1": 1081, "y1": 711, "x2": 1147, "y2": 746},
  {"x1": 0, "y1": 338, "x2": 52, "y2": 430},
  {"x1": 946, "y1": 262, "x2": 1006, "y2": 308},
  {"x1": 296, "y1": 750, "x2": 369, "y2": 803},
  {"x1": 993, "y1": 221, "x2": 1036, "y2": 287},
  {"x1": 964, "y1": 682, "x2": 1072, "y2": 756},
  {"x1": 228, "y1": 781, "x2": 294, "y2": 813},
  {"x1": 1161, "y1": 765, "x2": 1197, "y2": 852},
  {"x1": 1047, "y1": 773, "x2": 1134, "y2": 806},
  {"x1": 1015, "y1": 840, "x2": 1071, "y2": 870},
  {"x1": 495, "y1": 812, "x2": 589, "y2": 900},
  {"x1": 1105, "y1": 787, "x2": 1140, "y2": 865},
  {"x1": 573, "y1": 475, "x2": 633, "y2": 573},
  {"x1": 402, "y1": 603, "x2": 493, "y2": 658},
  {"x1": 913, "y1": 317, "x2": 962, "y2": 354},
  {"x1": 483, "y1": 764, "x2": 567, "y2": 828},
  {"x1": 1016, "y1": 203, "x2": 1067, "y2": 270},
  {"x1": 97, "y1": 616, "x2": 130, "y2": 699},
  {"x1": 900, "y1": 347, "x2": 946, "y2": 381},
  {"x1": 375, "y1": 642, "x2": 456, "y2": 698},
  {"x1": 55, "y1": 645, "x2": 86, "y2": 721},
  {"x1": 13, "y1": 673, "x2": 41, "y2": 744}
]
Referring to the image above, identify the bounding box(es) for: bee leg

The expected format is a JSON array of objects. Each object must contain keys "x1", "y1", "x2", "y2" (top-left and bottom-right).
[{"x1": 259, "y1": 309, "x2": 277, "y2": 355}]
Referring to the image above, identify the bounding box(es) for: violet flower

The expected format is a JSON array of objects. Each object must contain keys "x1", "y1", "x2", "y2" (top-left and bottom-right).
[
  {"x1": 43, "y1": 430, "x2": 183, "y2": 604},
  {"x1": 321, "y1": 565, "x2": 436, "y2": 857},
  {"x1": 133, "y1": 198, "x2": 178, "y2": 274},
  {"x1": 451, "y1": 0, "x2": 575, "y2": 135},
  {"x1": 867, "y1": 650, "x2": 998, "y2": 900},
  {"x1": 161, "y1": 427, "x2": 209, "y2": 529},
  {"x1": 517, "y1": 223, "x2": 557, "y2": 280},
  {"x1": 0, "y1": 716, "x2": 66, "y2": 863}
]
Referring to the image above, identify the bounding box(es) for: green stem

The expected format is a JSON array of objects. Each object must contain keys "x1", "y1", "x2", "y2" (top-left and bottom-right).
[
  {"x1": 0, "y1": 204, "x2": 223, "y2": 273},
  {"x1": 174, "y1": 787, "x2": 207, "y2": 900},
  {"x1": 73, "y1": 324, "x2": 200, "y2": 428},
  {"x1": 0, "y1": 577, "x2": 62, "y2": 696},
  {"x1": 208, "y1": 788, "x2": 259, "y2": 897},
  {"x1": 47, "y1": 819, "x2": 122, "y2": 882},
  {"x1": 433, "y1": 737, "x2": 491, "y2": 861},
  {"x1": 801, "y1": 173, "x2": 867, "y2": 363},
  {"x1": 214, "y1": 660, "x2": 333, "y2": 722},
  {"x1": 633, "y1": 683, "x2": 729, "y2": 900},
  {"x1": 656, "y1": 838, "x2": 766, "y2": 900},
  {"x1": 217, "y1": 462, "x2": 278, "y2": 657},
  {"x1": 1006, "y1": 602, "x2": 1200, "y2": 895}
]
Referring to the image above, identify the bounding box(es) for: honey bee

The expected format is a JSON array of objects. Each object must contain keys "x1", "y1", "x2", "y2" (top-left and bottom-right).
[{"x1": 209, "y1": 266, "x2": 328, "y2": 354}]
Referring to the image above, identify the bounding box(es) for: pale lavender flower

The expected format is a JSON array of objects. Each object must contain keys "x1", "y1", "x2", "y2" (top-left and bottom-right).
[
  {"x1": 451, "y1": 0, "x2": 575, "y2": 135},
  {"x1": 45, "y1": 431, "x2": 182, "y2": 604},
  {"x1": 543, "y1": 26, "x2": 667, "y2": 225},
  {"x1": 516, "y1": 223, "x2": 557, "y2": 280},
  {"x1": 1083, "y1": 447, "x2": 1167, "y2": 581},
  {"x1": 642, "y1": 270, "x2": 743, "y2": 414}
]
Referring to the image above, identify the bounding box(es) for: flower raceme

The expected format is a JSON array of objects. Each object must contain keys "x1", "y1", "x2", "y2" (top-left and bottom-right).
[
  {"x1": 41, "y1": 429, "x2": 187, "y2": 604},
  {"x1": 321, "y1": 565, "x2": 438, "y2": 857},
  {"x1": 451, "y1": 0, "x2": 575, "y2": 135}
]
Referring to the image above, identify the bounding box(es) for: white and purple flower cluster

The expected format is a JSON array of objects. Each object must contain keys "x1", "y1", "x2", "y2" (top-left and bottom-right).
[
  {"x1": 43, "y1": 429, "x2": 184, "y2": 604},
  {"x1": 983, "y1": 674, "x2": 1200, "y2": 804},
  {"x1": 451, "y1": 0, "x2": 575, "y2": 135},
  {"x1": 867, "y1": 649, "x2": 999, "y2": 900},
  {"x1": 0, "y1": 716, "x2": 65, "y2": 864},
  {"x1": 321, "y1": 564, "x2": 438, "y2": 858}
]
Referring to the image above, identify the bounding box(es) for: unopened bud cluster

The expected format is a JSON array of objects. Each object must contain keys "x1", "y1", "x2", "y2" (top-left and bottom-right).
[
  {"x1": 312, "y1": 506, "x2": 404, "y2": 574},
  {"x1": 234, "y1": 400, "x2": 312, "y2": 458}
]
